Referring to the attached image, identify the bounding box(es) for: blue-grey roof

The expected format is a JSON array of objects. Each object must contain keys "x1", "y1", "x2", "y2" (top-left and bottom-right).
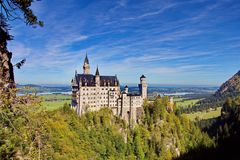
[
  {"x1": 75, "y1": 74, "x2": 119, "y2": 87},
  {"x1": 140, "y1": 75, "x2": 146, "y2": 78},
  {"x1": 95, "y1": 67, "x2": 100, "y2": 76},
  {"x1": 127, "y1": 93, "x2": 141, "y2": 96},
  {"x1": 84, "y1": 54, "x2": 89, "y2": 64}
]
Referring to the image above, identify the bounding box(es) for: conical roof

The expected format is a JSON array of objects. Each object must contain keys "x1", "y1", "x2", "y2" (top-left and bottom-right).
[
  {"x1": 95, "y1": 66, "x2": 100, "y2": 76},
  {"x1": 84, "y1": 54, "x2": 89, "y2": 64},
  {"x1": 140, "y1": 75, "x2": 146, "y2": 78}
]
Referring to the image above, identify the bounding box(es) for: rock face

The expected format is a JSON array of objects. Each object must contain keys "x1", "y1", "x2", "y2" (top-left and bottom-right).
[
  {"x1": 197, "y1": 70, "x2": 240, "y2": 109},
  {"x1": 0, "y1": 47, "x2": 14, "y2": 86},
  {"x1": 214, "y1": 71, "x2": 240, "y2": 98},
  {"x1": 0, "y1": 27, "x2": 15, "y2": 92}
]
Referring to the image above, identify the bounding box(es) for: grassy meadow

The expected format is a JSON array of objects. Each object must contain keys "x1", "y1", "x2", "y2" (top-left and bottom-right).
[
  {"x1": 174, "y1": 97, "x2": 201, "y2": 109},
  {"x1": 174, "y1": 97, "x2": 221, "y2": 121},
  {"x1": 184, "y1": 107, "x2": 221, "y2": 121},
  {"x1": 40, "y1": 94, "x2": 71, "y2": 110}
]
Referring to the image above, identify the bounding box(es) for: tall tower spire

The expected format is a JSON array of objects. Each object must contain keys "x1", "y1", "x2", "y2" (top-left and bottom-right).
[
  {"x1": 95, "y1": 66, "x2": 100, "y2": 76},
  {"x1": 84, "y1": 53, "x2": 89, "y2": 64},
  {"x1": 95, "y1": 66, "x2": 100, "y2": 86},
  {"x1": 83, "y1": 53, "x2": 90, "y2": 74}
]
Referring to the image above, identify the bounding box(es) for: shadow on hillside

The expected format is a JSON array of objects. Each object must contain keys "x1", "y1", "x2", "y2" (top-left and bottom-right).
[{"x1": 175, "y1": 134, "x2": 240, "y2": 160}]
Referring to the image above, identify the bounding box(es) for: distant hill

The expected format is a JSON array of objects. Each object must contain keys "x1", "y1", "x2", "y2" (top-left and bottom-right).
[
  {"x1": 214, "y1": 70, "x2": 240, "y2": 98},
  {"x1": 195, "y1": 70, "x2": 240, "y2": 110},
  {"x1": 16, "y1": 84, "x2": 42, "y2": 88},
  {"x1": 16, "y1": 84, "x2": 71, "y2": 94}
]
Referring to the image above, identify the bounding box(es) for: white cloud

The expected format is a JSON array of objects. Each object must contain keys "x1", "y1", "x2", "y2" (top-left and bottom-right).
[
  {"x1": 149, "y1": 64, "x2": 215, "y2": 74},
  {"x1": 122, "y1": 2, "x2": 178, "y2": 21},
  {"x1": 8, "y1": 0, "x2": 240, "y2": 85},
  {"x1": 8, "y1": 42, "x2": 32, "y2": 60}
]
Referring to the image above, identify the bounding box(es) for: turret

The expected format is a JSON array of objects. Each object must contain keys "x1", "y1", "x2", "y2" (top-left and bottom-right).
[
  {"x1": 95, "y1": 66, "x2": 100, "y2": 86},
  {"x1": 114, "y1": 74, "x2": 119, "y2": 86},
  {"x1": 83, "y1": 54, "x2": 90, "y2": 74},
  {"x1": 71, "y1": 70, "x2": 78, "y2": 87},
  {"x1": 71, "y1": 70, "x2": 79, "y2": 108},
  {"x1": 139, "y1": 75, "x2": 147, "y2": 99},
  {"x1": 124, "y1": 85, "x2": 128, "y2": 94}
]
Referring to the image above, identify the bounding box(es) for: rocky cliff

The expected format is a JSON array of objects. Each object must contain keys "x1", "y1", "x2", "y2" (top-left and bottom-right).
[{"x1": 196, "y1": 70, "x2": 240, "y2": 109}]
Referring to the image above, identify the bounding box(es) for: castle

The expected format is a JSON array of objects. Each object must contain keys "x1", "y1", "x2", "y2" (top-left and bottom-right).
[{"x1": 71, "y1": 55, "x2": 147, "y2": 125}]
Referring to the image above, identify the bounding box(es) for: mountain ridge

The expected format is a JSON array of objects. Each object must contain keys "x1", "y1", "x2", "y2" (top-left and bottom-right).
[
  {"x1": 214, "y1": 70, "x2": 240, "y2": 97},
  {"x1": 196, "y1": 70, "x2": 240, "y2": 109}
]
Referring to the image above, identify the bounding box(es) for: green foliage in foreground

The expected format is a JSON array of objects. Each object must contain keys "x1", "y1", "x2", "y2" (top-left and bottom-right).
[
  {"x1": 0, "y1": 93, "x2": 214, "y2": 160},
  {"x1": 176, "y1": 96, "x2": 240, "y2": 160},
  {"x1": 0, "y1": 91, "x2": 51, "y2": 159},
  {"x1": 207, "y1": 96, "x2": 240, "y2": 142}
]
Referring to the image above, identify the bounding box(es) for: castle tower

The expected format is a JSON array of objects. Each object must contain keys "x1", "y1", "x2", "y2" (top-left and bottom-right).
[
  {"x1": 124, "y1": 85, "x2": 128, "y2": 94},
  {"x1": 95, "y1": 66, "x2": 100, "y2": 86},
  {"x1": 139, "y1": 75, "x2": 147, "y2": 99},
  {"x1": 95, "y1": 66, "x2": 100, "y2": 108},
  {"x1": 77, "y1": 80, "x2": 83, "y2": 116},
  {"x1": 71, "y1": 70, "x2": 78, "y2": 108},
  {"x1": 83, "y1": 54, "x2": 90, "y2": 74}
]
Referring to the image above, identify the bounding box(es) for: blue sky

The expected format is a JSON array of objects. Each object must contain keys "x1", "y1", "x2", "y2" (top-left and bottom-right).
[{"x1": 7, "y1": 0, "x2": 240, "y2": 86}]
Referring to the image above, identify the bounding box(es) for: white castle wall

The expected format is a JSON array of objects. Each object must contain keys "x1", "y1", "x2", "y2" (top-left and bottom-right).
[{"x1": 71, "y1": 56, "x2": 147, "y2": 125}]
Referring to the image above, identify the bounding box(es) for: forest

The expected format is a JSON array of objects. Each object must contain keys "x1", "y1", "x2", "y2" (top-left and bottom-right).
[
  {"x1": 176, "y1": 96, "x2": 240, "y2": 160},
  {"x1": 0, "y1": 90, "x2": 214, "y2": 160}
]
